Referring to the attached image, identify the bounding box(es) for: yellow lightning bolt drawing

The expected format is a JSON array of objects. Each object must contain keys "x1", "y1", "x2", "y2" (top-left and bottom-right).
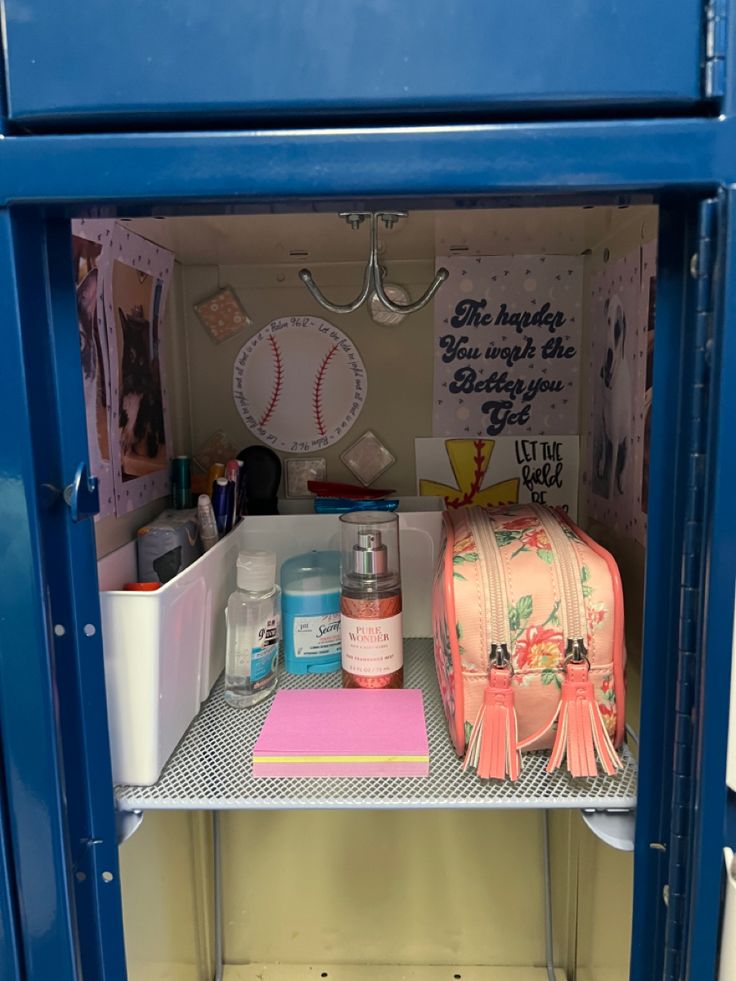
[{"x1": 419, "y1": 439, "x2": 520, "y2": 509}]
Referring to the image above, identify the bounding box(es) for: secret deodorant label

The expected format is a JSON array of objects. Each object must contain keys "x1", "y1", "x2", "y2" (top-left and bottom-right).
[{"x1": 292, "y1": 613, "x2": 341, "y2": 659}]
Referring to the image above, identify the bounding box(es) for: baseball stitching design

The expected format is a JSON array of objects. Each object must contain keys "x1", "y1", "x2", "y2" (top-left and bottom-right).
[
  {"x1": 258, "y1": 334, "x2": 284, "y2": 426},
  {"x1": 448, "y1": 440, "x2": 488, "y2": 509},
  {"x1": 313, "y1": 341, "x2": 341, "y2": 437}
]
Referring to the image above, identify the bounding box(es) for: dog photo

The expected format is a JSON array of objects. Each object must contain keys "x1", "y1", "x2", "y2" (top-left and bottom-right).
[
  {"x1": 641, "y1": 275, "x2": 656, "y2": 515},
  {"x1": 111, "y1": 259, "x2": 167, "y2": 481},
  {"x1": 73, "y1": 235, "x2": 110, "y2": 465},
  {"x1": 591, "y1": 291, "x2": 632, "y2": 500},
  {"x1": 71, "y1": 222, "x2": 121, "y2": 520}
]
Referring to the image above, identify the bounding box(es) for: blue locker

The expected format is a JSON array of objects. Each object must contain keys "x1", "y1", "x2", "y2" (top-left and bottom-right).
[
  {"x1": 0, "y1": 0, "x2": 709, "y2": 127},
  {"x1": 0, "y1": 7, "x2": 735, "y2": 981}
]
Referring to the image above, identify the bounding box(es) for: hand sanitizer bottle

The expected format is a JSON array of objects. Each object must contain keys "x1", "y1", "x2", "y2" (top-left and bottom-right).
[{"x1": 225, "y1": 550, "x2": 280, "y2": 708}]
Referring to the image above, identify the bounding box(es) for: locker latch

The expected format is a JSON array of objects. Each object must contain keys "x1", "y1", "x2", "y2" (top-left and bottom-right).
[{"x1": 63, "y1": 463, "x2": 100, "y2": 522}]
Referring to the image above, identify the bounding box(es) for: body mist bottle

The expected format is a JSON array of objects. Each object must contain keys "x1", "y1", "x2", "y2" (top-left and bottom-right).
[{"x1": 339, "y1": 511, "x2": 403, "y2": 689}]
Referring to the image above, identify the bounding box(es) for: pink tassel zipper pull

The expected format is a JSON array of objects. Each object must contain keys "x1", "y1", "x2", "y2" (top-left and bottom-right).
[
  {"x1": 547, "y1": 643, "x2": 622, "y2": 779},
  {"x1": 463, "y1": 647, "x2": 521, "y2": 782}
]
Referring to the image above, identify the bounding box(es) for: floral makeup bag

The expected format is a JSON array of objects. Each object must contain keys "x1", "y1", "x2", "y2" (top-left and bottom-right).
[{"x1": 433, "y1": 504, "x2": 625, "y2": 781}]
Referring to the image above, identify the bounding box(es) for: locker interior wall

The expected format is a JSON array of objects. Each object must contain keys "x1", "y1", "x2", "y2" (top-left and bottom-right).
[{"x1": 110, "y1": 205, "x2": 652, "y2": 978}]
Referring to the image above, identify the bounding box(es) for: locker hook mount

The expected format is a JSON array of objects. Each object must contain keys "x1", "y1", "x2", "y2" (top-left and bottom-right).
[
  {"x1": 64, "y1": 462, "x2": 100, "y2": 522},
  {"x1": 299, "y1": 212, "x2": 448, "y2": 316}
]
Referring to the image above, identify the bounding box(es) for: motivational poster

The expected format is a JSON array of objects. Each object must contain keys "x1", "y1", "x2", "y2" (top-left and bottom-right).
[
  {"x1": 415, "y1": 436, "x2": 579, "y2": 517},
  {"x1": 433, "y1": 255, "x2": 583, "y2": 438}
]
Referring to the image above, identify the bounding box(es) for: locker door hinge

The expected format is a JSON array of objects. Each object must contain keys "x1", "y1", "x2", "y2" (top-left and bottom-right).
[
  {"x1": 662, "y1": 197, "x2": 720, "y2": 981},
  {"x1": 704, "y1": 0, "x2": 728, "y2": 100}
]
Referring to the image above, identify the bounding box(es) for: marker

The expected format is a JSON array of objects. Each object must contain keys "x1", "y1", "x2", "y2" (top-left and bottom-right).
[
  {"x1": 207, "y1": 462, "x2": 225, "y2": 497},
  {"x1": 212, "y1": 478, "x2": 230, "y2": 535},
  {"x1": 225, "y1": 459, "x2": 240, "y2": 531},
  {"x1": 172, "y1": 456, "x2": 191, "y2": 509}
]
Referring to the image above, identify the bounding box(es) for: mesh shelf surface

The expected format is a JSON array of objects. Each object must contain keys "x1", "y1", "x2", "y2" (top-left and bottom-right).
[{"x1": 116, "y1": 638, "x2": 637, "y2": 812}]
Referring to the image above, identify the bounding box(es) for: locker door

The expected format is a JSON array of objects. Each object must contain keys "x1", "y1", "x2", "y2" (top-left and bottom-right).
[
  {"x1": 0, "y1": 766, "x2": 22, "y2": 981},
  {"x1": 1, "y1": 0, "x2": 710, "y2": 128},
  {"x1": 688, "y1": 188, "x2": 736, "y2": 980},
  {"x1": 0, "y1": 209, "x2": 127, "y2": 980}
]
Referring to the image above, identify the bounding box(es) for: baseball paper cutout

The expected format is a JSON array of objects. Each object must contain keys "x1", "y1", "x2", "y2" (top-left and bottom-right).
[{"x1": 233, "y1": 316, "x2": 367, "y2": 453}]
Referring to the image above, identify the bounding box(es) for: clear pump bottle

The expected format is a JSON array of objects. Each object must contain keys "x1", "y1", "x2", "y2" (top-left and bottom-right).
[
  {"x1": 339, "y1": 511, "x2": 403, "y2": 689},
  {"x1": 225, "y1": 550, "x2": 281, "y2": 708}
]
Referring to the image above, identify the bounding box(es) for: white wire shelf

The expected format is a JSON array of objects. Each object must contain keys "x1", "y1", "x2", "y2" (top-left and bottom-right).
[{"x1": 116, "y1": 638, "x2": 637, "y2": 812}]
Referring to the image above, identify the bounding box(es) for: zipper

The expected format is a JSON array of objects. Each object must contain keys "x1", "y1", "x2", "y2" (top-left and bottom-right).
[
  {"x1": 467, "y1": 508, "x2": 511, "y2": 667},
  {"x1": 532, "y1": 505, "x2": 587, "y2": 660}
]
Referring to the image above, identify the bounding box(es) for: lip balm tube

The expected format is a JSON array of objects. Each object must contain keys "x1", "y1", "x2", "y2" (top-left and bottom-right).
[{"x1": 197, "y1": 494, "x2": 219, "y2": 551}]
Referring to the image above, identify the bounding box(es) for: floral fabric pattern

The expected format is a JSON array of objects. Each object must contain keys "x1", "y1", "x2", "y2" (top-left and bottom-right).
[
  {"x1": 598, "y1": 674, "x2": 616, "y2": 738},
  {"x1": 515, "y1": 625, "x2": 565, "y2": 671},
  {"x1": 493, "y1": 515, "x2": 554, "y2": 564}
]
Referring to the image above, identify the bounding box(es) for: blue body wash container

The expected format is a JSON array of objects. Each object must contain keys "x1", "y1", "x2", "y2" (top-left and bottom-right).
[{"x1": 281, "y1": 551, "x2": 341, "y2": 674}]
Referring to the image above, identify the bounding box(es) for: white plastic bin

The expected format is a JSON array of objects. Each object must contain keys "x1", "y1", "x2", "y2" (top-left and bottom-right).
[
  {"x1": 98, "y1": 504, "x2": 443, "y2": 786},
  {"x1": 98, "y1": 529, "x2": 241, "y2": 785}
]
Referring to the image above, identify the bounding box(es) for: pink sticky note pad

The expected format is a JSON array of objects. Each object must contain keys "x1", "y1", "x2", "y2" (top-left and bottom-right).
[{"x1": 252, "y1": 688, "x2": 429, "y2": 778}]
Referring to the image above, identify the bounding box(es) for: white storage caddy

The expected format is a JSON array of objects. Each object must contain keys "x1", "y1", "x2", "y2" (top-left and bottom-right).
[{"x1": 98, "y1": 505, "x2": 444, "y2": 786}]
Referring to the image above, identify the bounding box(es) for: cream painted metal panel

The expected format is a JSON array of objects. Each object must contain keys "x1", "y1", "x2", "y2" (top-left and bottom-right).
[
  {"x1": 223, "y1": 967, "x2": 567, "y2": 980},
  {"x1": 112, "y1": 205, "x2": 650, "y2": 979},
  {"x1": 119, "y1": 813, "x2": 213, "y2": 981},
  {"x1": 221, "y1": 811, "x2": 549, "y2": 966}
]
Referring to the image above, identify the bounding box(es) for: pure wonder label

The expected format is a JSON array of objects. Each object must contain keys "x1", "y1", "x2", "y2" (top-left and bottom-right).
[{"x1": 341, "y1": 614, "x2": 403, "y2": 676}]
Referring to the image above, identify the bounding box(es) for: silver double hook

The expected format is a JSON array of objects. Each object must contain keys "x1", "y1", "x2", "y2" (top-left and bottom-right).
[{"x1": 299, "y1": 212, "x2": 449, "y2": 316}]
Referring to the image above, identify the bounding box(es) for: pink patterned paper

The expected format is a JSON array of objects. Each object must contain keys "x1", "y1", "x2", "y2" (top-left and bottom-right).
[{"x1": 194, "y1": 287, "x2": 251, "y2": 344}]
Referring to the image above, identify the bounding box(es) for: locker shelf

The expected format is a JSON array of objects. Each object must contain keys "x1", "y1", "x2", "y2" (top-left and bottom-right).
[
  {"x1": 115, "y1": 638, "x2": 637, "y2": 812},
  {"x1": 221, "y1": 967, "x2": 567, "y2": 980}
]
